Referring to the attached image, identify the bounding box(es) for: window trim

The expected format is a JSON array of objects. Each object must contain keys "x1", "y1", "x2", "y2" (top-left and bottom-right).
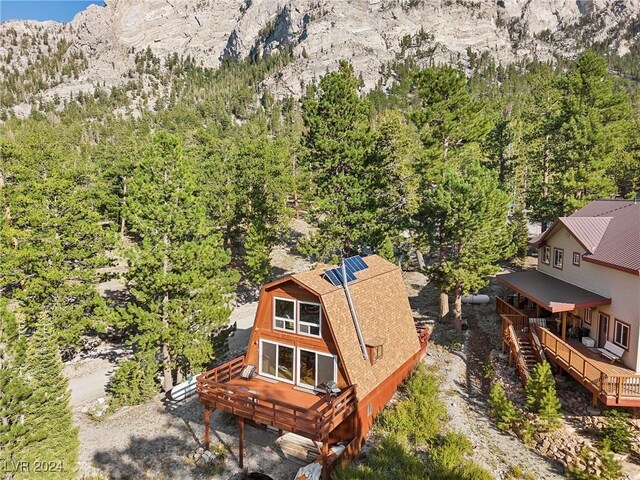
[
  {"x1": 296, "y1": 347, "x2": 337, "y2": 389},
  {"x1": 613, "y1": 319, "x2": 630, "y2": 351},
  {"x1": 297, "y1": 301, "x2": 322, "y2": 338},
  {"x1": 541, "y1": 246, "x2": 550, "y2": 264},
  {"x1": 259, "y1": 338, "x2": 296, "y2": 384},
  {"x1": 553, "y1": 247, "x2": 564, "y2": 270},
  {"x1": 584, "y1": 307, "x2": 592, "y2": 325},
  {"x1": 273, "y1": 297, "x2": 296, "y2": 333},
  {"x1": 572, "y1": 252, "x2": 581, "y2": 266}
]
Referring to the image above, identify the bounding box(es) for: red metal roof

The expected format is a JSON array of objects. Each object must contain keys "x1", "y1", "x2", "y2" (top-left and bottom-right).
[
  {"x1": 530, "y1": 200, "x2": 640, "y2": 275},
  {"x1": 571, "y1": 201, "x2": 640, "y2": 275}
]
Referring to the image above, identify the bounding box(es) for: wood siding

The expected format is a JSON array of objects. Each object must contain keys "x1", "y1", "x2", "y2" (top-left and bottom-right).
[{"x1": 245, "y1": 279, "x2": 349, "y2": 388}]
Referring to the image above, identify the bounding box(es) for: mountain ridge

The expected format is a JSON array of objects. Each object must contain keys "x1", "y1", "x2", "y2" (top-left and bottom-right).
[{"x1": 1, "y1": 0, "x2": 639, "y2": 116}]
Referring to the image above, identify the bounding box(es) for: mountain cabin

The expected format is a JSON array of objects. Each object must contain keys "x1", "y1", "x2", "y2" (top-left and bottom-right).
[{"x1": 196, "y1": 255, "x2": 430, "y2": 478}]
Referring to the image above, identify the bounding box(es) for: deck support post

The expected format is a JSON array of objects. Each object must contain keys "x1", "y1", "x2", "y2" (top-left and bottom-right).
[
  {"x1": 592, "y1": 391, "x2": 599, "y2": 407},
  {"x1": 561, "y1": 312, "x2": 567, "y2": 341},
  {"x1": 238, "y1": 416, "x2": 245, "y2": 469},
  {"x1": 321, "y1": 440, "x2": 329, "y2": 480},
  {"x1": 204, "y1": 406, "x2": 211, "y2": 450}
]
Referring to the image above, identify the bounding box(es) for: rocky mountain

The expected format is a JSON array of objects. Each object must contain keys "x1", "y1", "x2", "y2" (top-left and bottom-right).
[{"x1": 1, "y1": 0, "x2": 639, "y2": 116}]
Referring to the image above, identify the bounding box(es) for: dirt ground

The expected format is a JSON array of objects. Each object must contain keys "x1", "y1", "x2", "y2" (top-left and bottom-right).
[{"x1": 69, "y1": 248, "x2": 593, "y2": 480}]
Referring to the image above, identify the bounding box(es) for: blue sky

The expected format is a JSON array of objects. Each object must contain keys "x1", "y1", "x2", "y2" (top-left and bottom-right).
[{"x1": 0, "y1": 1, "x2": 104, "y2": 23}]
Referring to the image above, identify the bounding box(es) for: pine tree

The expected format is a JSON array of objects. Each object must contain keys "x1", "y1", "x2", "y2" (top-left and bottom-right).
[
  {"x1": 121, "y1": 132, "x2": 239, "y2": 392},
  {"x1": 245, "y1": 222, "x2": 272, "y2": 284},
  {"x1": 525, "y1": 361, "x2": 556, "y2": 412},
  {"x1": 19, "y1": 317, "x2": 79, "y2": 479},
  {"x1": 301, "y1": 60, "x2": 375, "y2": 258},
  {"x1": 602, "y1": 409, "x2": 632, "y2": 454},
  {"x1": 410, "y1": 66, "x2": 491, "y2": 320},
  {"x1": 415, "y1": 161, "x2": 512, "y2": 330},
  {"x1": 537, "y1": 387, "x2": 562, "y2": 431},
  {"x1": 488, "y1": 381, "x2": 519, "y2": 431}
]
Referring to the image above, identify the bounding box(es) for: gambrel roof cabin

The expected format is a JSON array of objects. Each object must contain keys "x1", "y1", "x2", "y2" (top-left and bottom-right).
[
  {"x1": 197, "y1": 255, "x2": 429, "y2": 478},
  {"x1": 496, "y1": 200, "x2": 640, "y2": 407}
]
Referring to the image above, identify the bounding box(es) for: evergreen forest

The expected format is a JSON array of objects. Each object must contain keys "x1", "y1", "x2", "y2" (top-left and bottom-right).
[{"x1": 1, "y1": 46, "x2": 639, "y2": 477}]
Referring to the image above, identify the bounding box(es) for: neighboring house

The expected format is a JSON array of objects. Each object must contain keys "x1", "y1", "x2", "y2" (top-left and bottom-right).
[
  {"x1": 496, "y1": 200, "x2": 640, "y2": 406},
  {"x1": 197, "y1": 255, "x2": 429, "y2": 478}
]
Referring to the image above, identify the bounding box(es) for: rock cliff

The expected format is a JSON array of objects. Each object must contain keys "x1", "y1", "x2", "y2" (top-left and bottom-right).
[{"x1": 1, "y1": 0, "x2": 638, "y2": 112}]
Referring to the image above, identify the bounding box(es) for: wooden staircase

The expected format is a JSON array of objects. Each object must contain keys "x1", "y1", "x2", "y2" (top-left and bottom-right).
[{"x1": 516, "y1": 333, "x2": 538, "y2": 371}]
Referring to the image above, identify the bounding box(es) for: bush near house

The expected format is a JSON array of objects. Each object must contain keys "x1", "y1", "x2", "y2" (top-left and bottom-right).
[
  {"x1": 336, "y1": 364, "x2": 492, "y2": 479},
  {"x1": 601, "y1": 409, "x2": 632, "y2": 454}
]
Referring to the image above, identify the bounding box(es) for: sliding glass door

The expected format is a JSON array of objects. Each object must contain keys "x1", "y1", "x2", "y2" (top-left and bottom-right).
[
  {"x1": 297, "y1": 348, "x2": 336, "y2": 388},
  {"x1": 259, "y1": 340, "x2": 294, "y2": 382}
]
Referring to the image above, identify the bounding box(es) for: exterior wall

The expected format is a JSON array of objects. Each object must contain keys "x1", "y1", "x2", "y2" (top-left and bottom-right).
[
  {"x1": 537, "y1": 228, "x2": 640, "y2": 372},
  {"x1": 245, "y1": 280, "x2": 349, "y2": 388}
]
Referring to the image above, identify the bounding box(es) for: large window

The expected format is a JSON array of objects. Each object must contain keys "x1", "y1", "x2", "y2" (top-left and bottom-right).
[
  {"x1": 553, "y1": 248, "x2": 563, "y2": 269},
  {"x1": 613, "y1": 320, "x2": 630, "y2": 350},
  {"x1": 273, "y1": 298, "x2": 295, "y2": 332},
  {"x1": 260, "y1": 340, "x2": 294, "y2": 382},
  {"x1": 298, "y1": 302, "x2": 321, "y2": 337},
  {"x1": 297, "y1": 348, "x2": 336, "y2": 388},
  {"x1": 541, "y1": 246, "x2": 550, "y2": 264}
]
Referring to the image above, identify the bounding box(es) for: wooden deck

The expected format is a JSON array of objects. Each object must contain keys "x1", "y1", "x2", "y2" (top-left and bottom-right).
[
  {"x1": 535, "y1": 326, "x2": 640, "y2": 407},
  {"x1": 197, "y1": 356, "x2": 358, "y2": 441}
]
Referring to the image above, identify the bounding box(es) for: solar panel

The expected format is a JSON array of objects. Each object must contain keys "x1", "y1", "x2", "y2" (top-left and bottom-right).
[
  {"x1": 345, "y1": 255, "x2": 368, "y2": 272},
  {"x1": 324, "y1": 269, "x2": 342, "y2": 286},
  {"x1": 324, "y1": 256, "x2": 368, "y2": 286}
]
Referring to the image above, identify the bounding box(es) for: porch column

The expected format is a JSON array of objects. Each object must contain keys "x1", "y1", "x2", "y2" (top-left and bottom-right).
[
  {"x1": 321, "y1": 440, "x2": 329, "y2": 480},
  {"x1": 561, "y1": 312, "x2": 567, "y2": 341},
  {"x1": 237, "y1": 416, "x2": 245, "y2": 469},
  {"x1": 204, "y1": 406, "x2": 211, "y2": 450},
  {"x1": 536, "y1": 304, "x2": 540, "y2": 317}
]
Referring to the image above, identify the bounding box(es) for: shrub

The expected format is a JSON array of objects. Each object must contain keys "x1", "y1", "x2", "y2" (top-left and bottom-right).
[
  {"x1": 516, "y1": 419, "x2": 535, "y2": 445},
  {"x1": 108, "y1": 354, "x2": 158, "y2": 407},
  {"x1": 525, "y1": 361, "x2": 556, "y2": 412},
  {"x1": 378, "y1": 364, "x2": 447, "y2": 445},
  {"x1": 602, "y1": 409, "x2": 632, "y2": 454},
  {"x1": 427, "y1": 432, "x2": 493, "y2": 480},
  {"x1": 488, "y1": 381, "x2": 519, "y2": 431},
  {"x1": 566, "y1": 440, "x2": 623, "y2": 480},
  {"x1": 333, "y1": 436, "x2": 425, "y2": 480}
]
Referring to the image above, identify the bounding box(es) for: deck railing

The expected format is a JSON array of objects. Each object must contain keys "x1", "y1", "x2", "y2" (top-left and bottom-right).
[
  {"x1": 534, "y1": 326, "x2": 640, "y2": 405},
  {"x1": 500, "y1": 314, "x2": 531, "y2": 383},
  {"x1": 196, "y1": 356, "x2": 358, "y2": 440},
  {"x1": 496, "y1": 296, "x2": 523, "y2": 316}
]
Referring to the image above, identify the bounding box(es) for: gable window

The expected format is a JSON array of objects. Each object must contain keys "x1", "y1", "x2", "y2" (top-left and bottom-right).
[
  {"x1": 573, "y1": 252, "x2": 581, "y2": 266},
  {"x1": 259, "y1": 340, "x2": 294, "y2": 382},
  {"x1": 613, "y1": 320, "x2": 630, "y2": 350},
  {"x1": 553, "y1": 248, "x2": 563, "y2": 269},
  {"x1": 298, "y1": 302, "x2": 321, "y2": 337},
  {"x1": 273, "y1": 297, "x2": 295, "y2": 332},
  {"x1": 297, "y1": 348, "x2": 336, "y2": 388},
  {"x1": 541, "y1": 246, "x2": 550, "y2": 264}
]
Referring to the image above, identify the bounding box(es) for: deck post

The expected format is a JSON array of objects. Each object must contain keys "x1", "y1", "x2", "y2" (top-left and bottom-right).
[
  {"x1": 561, "y1": 312, "x2": 567, "y2": 341},
  {"x1": 592, "y1": 391, "x2": 599, "y2": 406},
  {"x1": 204, "y1": 406, "x2": 211, "y2": 450},
  {"x1": 238, "y1": 416, "x2": 245, "y2": 469},
  {"x1": 321, "y1": 440, "x2": 329, "y2": 480}
]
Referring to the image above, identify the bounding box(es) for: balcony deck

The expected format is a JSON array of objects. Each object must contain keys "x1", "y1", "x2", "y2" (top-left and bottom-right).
[{"x1": 197, "y1": 356, "x2": 358, "y2": 441}]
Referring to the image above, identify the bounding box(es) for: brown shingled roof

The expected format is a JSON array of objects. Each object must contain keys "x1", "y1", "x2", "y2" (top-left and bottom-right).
[
  {"x1": 530, "y1": 200, "x2": 640, "y2": 275},
  {"x1": 293, "y1": 255, "x2": 421, "y2": 400}
]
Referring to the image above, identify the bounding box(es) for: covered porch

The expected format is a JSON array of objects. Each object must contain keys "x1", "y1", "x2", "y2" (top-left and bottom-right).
[{"x1": 496, "y1": 270, "x2": 611, "y2": 342}]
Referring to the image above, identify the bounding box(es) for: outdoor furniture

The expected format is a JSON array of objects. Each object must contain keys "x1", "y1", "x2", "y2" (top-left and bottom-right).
[
  {"x1": 567, "y1": 327, "x2": 580, "y2": 340},
  {"x1": 240, "y1": 364, "x2": 256, "y2": 380},
  {"x1": 581, "y1": 336, "x2": 595, "y2": 348},
  {"x1": 598, "y1": 341, "x2": 624, "y2": 363}
]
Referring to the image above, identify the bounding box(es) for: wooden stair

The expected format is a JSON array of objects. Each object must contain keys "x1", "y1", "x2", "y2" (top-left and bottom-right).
[{"x1": 516, "y1": 333, "x2": 538, "y2": 371}]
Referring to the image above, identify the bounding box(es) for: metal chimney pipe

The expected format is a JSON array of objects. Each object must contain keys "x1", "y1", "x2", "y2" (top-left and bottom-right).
[{"x1": 341, "y1": 261, "x2": 369, "y2": 361}]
